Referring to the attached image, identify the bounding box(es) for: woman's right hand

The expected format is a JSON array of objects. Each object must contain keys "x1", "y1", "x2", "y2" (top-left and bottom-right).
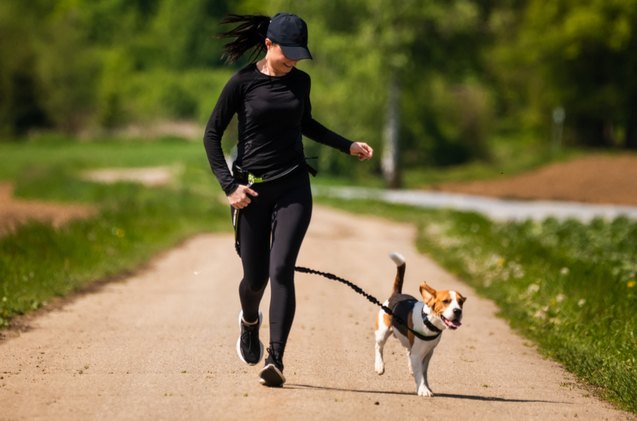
[{"x1": 228, "y1": 185, "x2": 259, "y2": 209}]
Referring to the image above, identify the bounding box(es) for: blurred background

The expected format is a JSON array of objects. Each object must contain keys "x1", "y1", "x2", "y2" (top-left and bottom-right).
[
  {"x1": 1, "y1": 0, "x2": 636, "y2": 185},
  {"x1": 2, "y1": 2, "x2": 637, "y2": 411}
]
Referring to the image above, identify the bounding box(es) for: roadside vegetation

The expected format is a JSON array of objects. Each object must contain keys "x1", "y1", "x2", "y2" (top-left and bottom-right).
[
  {"x1": 318, "y1": 196, "x2": 637, "y2": 414},
  {"x1": 0, "y1": 137, "x2": 229, "y2": 328}
]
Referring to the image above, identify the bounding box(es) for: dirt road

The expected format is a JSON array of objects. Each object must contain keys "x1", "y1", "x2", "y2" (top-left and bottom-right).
[{"x1": 0, "y1": 207, "x2": 633, "y2": 420}]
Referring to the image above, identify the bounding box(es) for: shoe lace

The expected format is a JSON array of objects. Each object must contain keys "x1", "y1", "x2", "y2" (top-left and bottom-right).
[
  {"x1": 266, "y1": 347, "x2": 284, "y2": 368},
  {"x1": 241, "y1": 323, "x2": 258, "y2": 350}
]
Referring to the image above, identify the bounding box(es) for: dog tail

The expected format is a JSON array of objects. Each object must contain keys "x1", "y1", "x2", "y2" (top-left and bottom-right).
[{"x1": 389, "y1": 252, "x2": 406, "y2": 294}]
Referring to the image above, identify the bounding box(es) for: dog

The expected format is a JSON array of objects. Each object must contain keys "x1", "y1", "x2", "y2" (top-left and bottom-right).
[{"x1": 374, "y1": 252, "x2": 466, "y2": 396}]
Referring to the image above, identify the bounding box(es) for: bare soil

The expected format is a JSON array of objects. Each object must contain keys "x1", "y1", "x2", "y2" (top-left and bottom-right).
[
  {"x1": 0, "y1": 183, "x2": 95, "y2": 237},
  {"x1": 1, "y1": 156, "x2": 636, "y2": 419},
  {"x1": 435, "y1": 154, "x2": 637, "y2": 205}
]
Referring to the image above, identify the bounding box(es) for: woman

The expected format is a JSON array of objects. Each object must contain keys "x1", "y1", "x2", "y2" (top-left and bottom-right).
[{"x1": 203, "y1": 12, "x2": 373, "y2": 387}]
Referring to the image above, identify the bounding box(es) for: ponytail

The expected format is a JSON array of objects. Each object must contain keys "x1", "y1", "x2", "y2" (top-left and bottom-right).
[{"x1": 219, "y1": 14, "x2": 271, "y2": 64}]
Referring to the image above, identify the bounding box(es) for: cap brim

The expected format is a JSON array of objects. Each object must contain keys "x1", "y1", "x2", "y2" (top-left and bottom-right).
[{"x1": 280, "y1": 45, "x2": 313, "y2": 61}]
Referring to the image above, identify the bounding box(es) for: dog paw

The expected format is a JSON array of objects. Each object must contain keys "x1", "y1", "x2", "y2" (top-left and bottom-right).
[
  {"x1": 374, "y1": 362, "x2": 385, "y2": 375},
  {"x1": 417, "y1": 386, "x2": 434, "y2": 397}
]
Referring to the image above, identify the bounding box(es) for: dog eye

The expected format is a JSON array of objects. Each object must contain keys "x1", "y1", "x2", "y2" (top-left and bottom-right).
[{"x1": 443, "y1": 299, "x2": 451, "y2": 305}]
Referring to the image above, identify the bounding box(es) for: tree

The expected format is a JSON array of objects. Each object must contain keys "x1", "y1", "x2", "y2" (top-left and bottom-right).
[{"x1": 496, "y1": 0, "x2": 637, "y2": 148}]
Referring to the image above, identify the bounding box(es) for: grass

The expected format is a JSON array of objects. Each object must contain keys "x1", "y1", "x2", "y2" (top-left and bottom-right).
[
  {"x1": 0, "y1": 137, "x2": 230, "y2": 327},
  {"x1": 317, "y1": 197, "x2": 637, "y2": 414}
]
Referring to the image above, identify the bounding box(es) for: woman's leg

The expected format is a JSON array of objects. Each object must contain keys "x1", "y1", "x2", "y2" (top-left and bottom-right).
[
  {"x1": 267, "y1": 176, "x2": 312, "y2": 355},
  {"x1": 237, "y1": 198, "x2": 272, "y2": 324}
]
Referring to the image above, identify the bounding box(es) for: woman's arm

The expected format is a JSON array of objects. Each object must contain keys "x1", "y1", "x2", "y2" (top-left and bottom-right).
[{"x1": 203, "y1": 76, "x2": 241, "y2": 196}]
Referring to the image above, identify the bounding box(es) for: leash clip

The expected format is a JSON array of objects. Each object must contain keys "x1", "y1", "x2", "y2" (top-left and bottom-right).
[{"x1": 247, "y1": 173, "x2": 264, "y2": 186}]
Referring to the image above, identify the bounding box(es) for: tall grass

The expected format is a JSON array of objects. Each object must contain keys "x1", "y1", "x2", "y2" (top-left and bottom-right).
[{"x1": 318, "y1": 197, "x2": 637, "y2": 414}]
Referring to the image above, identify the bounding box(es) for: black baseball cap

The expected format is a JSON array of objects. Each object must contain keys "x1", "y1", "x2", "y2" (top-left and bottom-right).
[{"x1": 266, "y1": 13, "x2": 313, "y2": 60}]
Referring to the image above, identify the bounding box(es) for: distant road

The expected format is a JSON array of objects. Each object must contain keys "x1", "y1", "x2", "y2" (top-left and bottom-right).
[{"x1": 315, "y1": 186, "x2": 637, "y2": 222}]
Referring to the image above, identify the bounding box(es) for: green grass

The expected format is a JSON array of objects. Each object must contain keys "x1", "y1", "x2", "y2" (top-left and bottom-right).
[
  {"x1": 0, "y1": 137, "x2": 230, "y2": 327},
  {"x1": 317, "y1": 197, "x2": 637, "y2": 414}
]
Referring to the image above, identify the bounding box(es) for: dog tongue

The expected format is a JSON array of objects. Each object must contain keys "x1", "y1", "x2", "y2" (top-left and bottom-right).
[{"x1": 444, "y1": 317, "x2": 461, "y2": 329}]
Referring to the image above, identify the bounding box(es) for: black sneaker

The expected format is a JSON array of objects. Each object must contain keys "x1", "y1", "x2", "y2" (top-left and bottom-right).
[
  {"x1": 259, "y1": 348, "x2": 286, "y2": 387},
  {"x1": 236, "y1": 311, "x2": 264, "y2": 365}
]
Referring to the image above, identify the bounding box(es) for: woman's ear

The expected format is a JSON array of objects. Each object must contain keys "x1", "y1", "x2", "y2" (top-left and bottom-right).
[{"x1": 264, "y1": 38, "x2": 273, "y2": 50}]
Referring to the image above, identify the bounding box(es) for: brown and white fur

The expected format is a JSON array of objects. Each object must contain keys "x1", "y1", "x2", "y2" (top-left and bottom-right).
[{"x1": 374, "y1": 252, "x2": 466, "y2": 396}]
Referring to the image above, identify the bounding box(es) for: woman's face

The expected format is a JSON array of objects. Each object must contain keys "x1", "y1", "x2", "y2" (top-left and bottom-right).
[{"x1": 265, "y1": 40, "x2": 298, "y2": 75}]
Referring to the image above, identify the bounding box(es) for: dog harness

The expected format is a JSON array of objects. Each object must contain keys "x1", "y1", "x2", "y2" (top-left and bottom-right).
[{"x1": 389, "y1": 295, "x2": 442, "y2": 342}]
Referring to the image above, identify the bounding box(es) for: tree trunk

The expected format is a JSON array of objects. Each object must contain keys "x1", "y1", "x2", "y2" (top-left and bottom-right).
[
  {"x1": 382, "y1": 73, "x2": 402, "y2": 189},
  {"x1": 626, "y1": 125, "x2": 637, "y2": 149},
  {"x1": 573, "y1": 117, "x2": 607, "y2": 148},
  {"x1": 625, "y1": 104, "x2": 637, "y2": 149}
]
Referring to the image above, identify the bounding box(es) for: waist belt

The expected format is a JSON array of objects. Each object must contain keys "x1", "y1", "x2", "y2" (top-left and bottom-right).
[{"x1": 233, "y1": 162, "x2": 316, "y2": 187}]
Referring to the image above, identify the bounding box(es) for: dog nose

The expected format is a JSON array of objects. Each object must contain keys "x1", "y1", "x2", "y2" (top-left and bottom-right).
[{"x1": 453, "y1": 308, "x2": 462, "y2": 316}]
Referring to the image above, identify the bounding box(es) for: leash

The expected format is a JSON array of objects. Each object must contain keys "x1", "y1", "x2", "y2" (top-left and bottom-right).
[
  {"x1": 232, "y1": 210, "x2": 440, "y2": 340},
  {"x1": 229, "y1": 164, "x2": 439, "y2": 341},
  {"x1": 294, "y1": 266, "x2": 442, "y2": 341}
]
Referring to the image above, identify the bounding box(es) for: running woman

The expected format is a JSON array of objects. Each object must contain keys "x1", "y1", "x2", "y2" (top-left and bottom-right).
[{"x1": 203, "y1": 12, "x2": 373, "y2": 387}]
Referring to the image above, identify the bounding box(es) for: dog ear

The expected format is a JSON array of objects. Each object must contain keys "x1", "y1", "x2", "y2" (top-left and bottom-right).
[
  {"x1": 419, "y1": 282, "x2": 437, "y2": 305},
  {"x1": 457, "y1": 293, "x2": 467, "y2": 306}
]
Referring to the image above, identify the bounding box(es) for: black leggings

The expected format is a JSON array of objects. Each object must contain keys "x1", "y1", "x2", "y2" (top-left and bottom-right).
[{"x1": 236, "y1": 170, "x2": 312, "y2": 354}]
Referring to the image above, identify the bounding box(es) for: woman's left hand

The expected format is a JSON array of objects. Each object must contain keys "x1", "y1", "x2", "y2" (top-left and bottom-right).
[{"x1": 350, "y1": 142, "x2": 374, "y2": 161}]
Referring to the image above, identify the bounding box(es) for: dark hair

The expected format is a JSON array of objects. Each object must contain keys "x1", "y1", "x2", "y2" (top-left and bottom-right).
[{"x1": 219, "y1": 14, "x2": 271, "y2": 64}]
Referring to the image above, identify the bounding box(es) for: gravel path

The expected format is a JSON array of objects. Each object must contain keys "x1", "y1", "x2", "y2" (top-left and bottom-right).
[{"x1": 1, "y1": 206, "x2": 633, "y2": 420}]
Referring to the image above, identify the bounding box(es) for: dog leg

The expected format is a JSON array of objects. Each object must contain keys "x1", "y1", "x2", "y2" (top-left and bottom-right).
[
  {"x1": 421, "y1": 350, "x2": 435, "y2": 395},
  {"x1": 374, "y1": 323, "x2": 392, "y2": 375},
  {"x1": 411, "y1": 353, "x2": 433, "y2": 397},
  {"x1": 406, "y1": 350, "x2": 414, "y2": 376}
]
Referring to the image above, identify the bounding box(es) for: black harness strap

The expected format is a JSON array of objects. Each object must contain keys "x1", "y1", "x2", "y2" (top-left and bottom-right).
[{"x1": 423, "y1": 317, "x2": 442, "y2": 336}]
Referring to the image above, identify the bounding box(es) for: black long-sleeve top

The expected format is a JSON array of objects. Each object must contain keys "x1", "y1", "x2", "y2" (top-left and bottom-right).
[{"x1": 203, "y1": 63, "x2": 353, "y2": 195}]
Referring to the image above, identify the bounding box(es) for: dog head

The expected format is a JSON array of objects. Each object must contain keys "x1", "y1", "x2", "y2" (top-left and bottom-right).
[{"x1": 419, "y1": 283, "x2": 466, "y2": 330}]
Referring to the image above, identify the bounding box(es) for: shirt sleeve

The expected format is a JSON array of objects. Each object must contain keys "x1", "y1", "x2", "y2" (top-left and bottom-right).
[
  {"x1": 203, "y1": 75, "x2": 241, "y2": 196},
  {"x1": 301, "y1": 75, "x2": 353, "y2": 154}
]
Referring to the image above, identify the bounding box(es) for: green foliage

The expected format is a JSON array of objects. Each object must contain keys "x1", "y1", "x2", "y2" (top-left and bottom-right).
[
  {"x1": 490, "y1": 0, "x2": 637, "y2": 147},
  {"x1": 1, "y1": 0, "x2": 636, "y2": 171},
  {"x1": 0, "y1": 0, "x2": 232, "y2": 136},
  {"x1": 0, "y1": 1, "x2": 50, "y2": 134},
  {"x1": 122, "y1": 68, "x2": 233, "y2": 124}
]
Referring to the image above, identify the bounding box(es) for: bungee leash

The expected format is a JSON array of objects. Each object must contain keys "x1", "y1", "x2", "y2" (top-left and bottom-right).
[
  {"x1": 294, "y1": 266, "x2": 442, "y2": 341},
  {"x1": 229, "y1": 164, "x2": 440, "y2": 341}
]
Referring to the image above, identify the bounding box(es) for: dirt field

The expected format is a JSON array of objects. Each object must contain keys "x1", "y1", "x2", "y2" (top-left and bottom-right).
[
  {"x1": 1, "y1": 155, "x2": 636, "y2": 419},
  {"x1": 435, "y1": 154, "x2": 637, "y2": 205},
  {"x1": 0, "y1": 183, "x2": 95, "y2": 236}
]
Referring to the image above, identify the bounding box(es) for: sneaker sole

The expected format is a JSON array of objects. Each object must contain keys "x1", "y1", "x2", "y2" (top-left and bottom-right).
[
  {"x1": 236, "y1": 311, "x2": 264, "y2": 366},
  {"x1": 259, "y1": 363, "x2": 286, "y2": 387}
]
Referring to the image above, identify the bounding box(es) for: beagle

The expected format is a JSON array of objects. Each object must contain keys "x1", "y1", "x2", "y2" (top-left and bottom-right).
[{"x1": 374, "y1": 252, "x2": 466, "y2": 396}]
